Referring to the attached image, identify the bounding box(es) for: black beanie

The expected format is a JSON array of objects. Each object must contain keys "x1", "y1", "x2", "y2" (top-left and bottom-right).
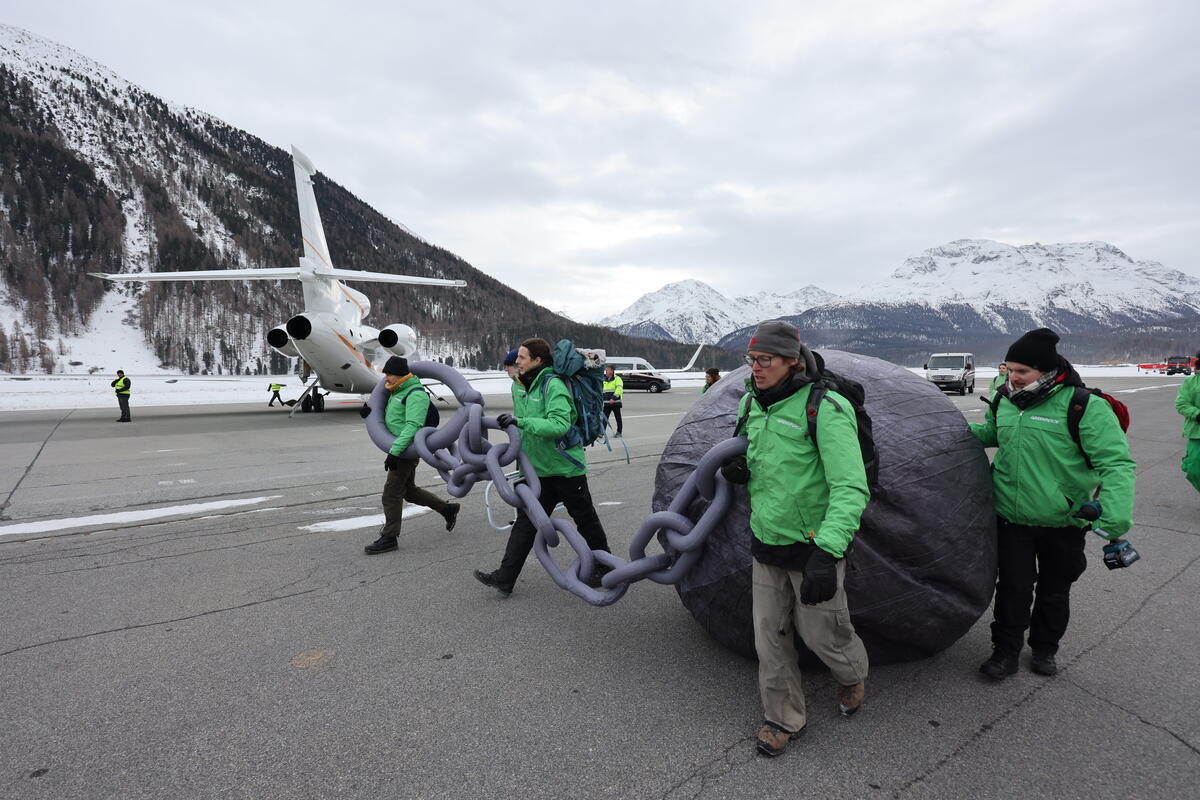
[
  {"x1": 1005, "y1": 328, "x2": 1060, "y2": 372},
  {"x1": 382, "y1": 356, "x2": 409, "y2": 376}
]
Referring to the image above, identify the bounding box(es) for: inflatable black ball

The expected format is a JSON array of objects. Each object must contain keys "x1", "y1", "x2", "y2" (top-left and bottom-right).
[{"x1": 653, "y1": 353, "x2": 996, "y2": 665}]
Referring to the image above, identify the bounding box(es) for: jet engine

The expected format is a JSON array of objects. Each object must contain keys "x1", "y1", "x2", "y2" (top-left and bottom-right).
[
  {"x1": 377, "y1": 324, "x2": 418, "y2": 357},
  {"x1": 266, "y1": 325, "x2": 300, "y2": 357}
]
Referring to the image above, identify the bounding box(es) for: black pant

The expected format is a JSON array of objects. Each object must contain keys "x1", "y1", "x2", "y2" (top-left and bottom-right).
[
  {"x1": 603, "y1": 404, "x2": 622, "y2": 434},
  {"x1": 269, "y1": 391, "x2": 283, "y2": 406},
  {"x1": 117, "y1": 394, "x2": 131, "y2": 421},
  {"x1": 497, "y1": 474, "x2": 610, "y2": 583},
  {"x1": 991, "y1": 518, "x2": 1087, "y2": 656},
  {"x1": 380, "y1": 458, "x2": 451, "y2": 538}
]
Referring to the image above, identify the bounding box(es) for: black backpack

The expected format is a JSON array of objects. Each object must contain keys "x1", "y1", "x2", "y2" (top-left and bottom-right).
[
  {"x1": 735, "y1": 364, "x2": 881, "y2": 497},
  {"x1": 401, "y1": 385, "x2": 440, "y2": 428}
]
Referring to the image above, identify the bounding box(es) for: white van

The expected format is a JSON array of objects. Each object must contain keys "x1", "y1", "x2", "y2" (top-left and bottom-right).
[
  {"x1": 924, "y1": 352, "x2": 976, "y2": 395},
  {"x1": 604, "y1": 356, "x2": 672, "y2": 393}
]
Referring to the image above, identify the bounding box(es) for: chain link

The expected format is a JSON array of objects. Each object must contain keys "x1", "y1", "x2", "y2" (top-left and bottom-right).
[{"x1": 366, "y1": 362, "x2": 744, "y2": 606}]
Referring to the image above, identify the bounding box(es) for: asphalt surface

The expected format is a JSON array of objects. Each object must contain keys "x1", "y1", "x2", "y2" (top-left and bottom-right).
[{"x1": 0, "y1": 377, "x2": 1197, "y2": 799}]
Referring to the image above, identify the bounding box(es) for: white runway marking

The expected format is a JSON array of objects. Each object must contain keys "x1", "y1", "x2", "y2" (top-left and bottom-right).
[
  {"x1": 597, "y1": 501, "x2": 623, "y2": 506},
  {"x1": 623, "y1": 412, "x2": 685, "y2": 419},
  {"x1": 0, "y1": 496, "x2": 282, "y2": 537},
  {"x1": 1113, "y1": 383, "x2": 1183, "y2": 393},
  {"x1": 299, "y1": 506, "x2": 431, "y2": 532}
]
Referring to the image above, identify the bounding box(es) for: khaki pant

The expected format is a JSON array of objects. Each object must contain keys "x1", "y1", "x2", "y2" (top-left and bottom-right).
[
  {"x1": 381, "y1": 458, "x2": 450, "y2": 537},
  {"x1": 752, "y1": 559, "x2": 869, "y2": 733}
]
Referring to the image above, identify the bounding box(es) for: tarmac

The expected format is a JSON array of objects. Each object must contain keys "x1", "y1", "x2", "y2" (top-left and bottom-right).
[{"x1": 0, "y1": 376, "x2": 1197, "y2": 799}]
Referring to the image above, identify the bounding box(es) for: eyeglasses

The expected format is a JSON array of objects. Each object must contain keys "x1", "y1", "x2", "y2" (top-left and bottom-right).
[{"x1": 743, "y1": 353, "x2": 779, "y2": 367}]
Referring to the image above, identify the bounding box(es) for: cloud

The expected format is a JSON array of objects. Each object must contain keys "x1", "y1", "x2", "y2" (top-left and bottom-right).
[{"x1": 6, "y1": 0, "x2": 1198, "y2": 321}]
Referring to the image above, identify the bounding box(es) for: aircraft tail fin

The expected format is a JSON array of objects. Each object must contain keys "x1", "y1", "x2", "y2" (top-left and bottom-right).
[
  {"x1": 658, "y1": 344, "x2": 705, "y2": 373},
  {"x1": 291, "y1": 146, "x2": 335, "y2": 269}
]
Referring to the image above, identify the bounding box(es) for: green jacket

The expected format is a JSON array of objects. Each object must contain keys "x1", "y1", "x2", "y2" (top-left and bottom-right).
[
  {"x1": 988, "y1": 373, "x2": 1007, "y2": 393},
  {"x1": 1176, "y1": 374, "x2": 1200, "y2": 439},
  {"x1": 385, "y1": 374, "x2": 429, "y2": 456},
  {"x1": 738, "y1": 381, "x2": 870, "y2": 558},
  {"x1": 513, "y1": 366, "x2": 586, "y2": 478},
  {"x1": 603, "y1": 375, "x2": 623, "y2": 400},
  {"x1": 970, "y1": 383, "x2": 1135, "y2": 537}
]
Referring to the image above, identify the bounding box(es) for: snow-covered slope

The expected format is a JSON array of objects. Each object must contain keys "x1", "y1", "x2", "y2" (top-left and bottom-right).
[{"x1": 600, "y1": 279, "x2": 840, "y2": 344}]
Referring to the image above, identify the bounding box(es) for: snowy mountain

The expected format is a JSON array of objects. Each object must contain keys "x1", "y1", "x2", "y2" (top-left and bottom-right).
[
  {"x1": 601, "y1": 279, "x2": 840, "y2": 344},
  {"x1": 0, "y1": 25, "x2": 716, "y2": 374},
  {"x1": 842, "y1": 239, "x2": 1200, "y2": 329},
  {"x1": 717, "y1": 239, "x2": 1200, "y2": 363}
]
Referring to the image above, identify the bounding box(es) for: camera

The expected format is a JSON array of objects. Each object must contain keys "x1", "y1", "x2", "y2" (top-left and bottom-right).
[
  {"x1": 1073, "y1": 501, "x2": 1140, "y2": 569},
  {"x1": 1102, "y1": 539, "x2": 1140, "y2": 570}
]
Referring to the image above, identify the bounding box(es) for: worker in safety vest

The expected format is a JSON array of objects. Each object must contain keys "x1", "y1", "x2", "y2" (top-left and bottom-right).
[
  {"x1": 111, "y1": 370, "x2": 132, "y2": 422},
  {"x1": 602, "y1": 364, "x2": 624, "y2": 436},
  {"x1": 268, "y1": 383, "x2": 285, "y2": 406}
]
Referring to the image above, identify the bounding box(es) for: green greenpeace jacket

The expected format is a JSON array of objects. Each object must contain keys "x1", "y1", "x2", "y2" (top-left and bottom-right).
[
  {"x1": 1176, "y1": 374, "x2": 1200, "y2": 439},
  {"x1": 513, "y1": 366, "x2": 586, "y2": 478},
  {"x1": 738, "y1": 380, "x2": 870, "y2": 558},
  {"x1": 988, "y1": 373, "x2": 1007, "y2": 394},
  {"x1": 970, "y1": 383, "x2": 1135, "y2": 537},
  {"x1": 385, "y1": 374, "x2": 429, "y2": 456}
]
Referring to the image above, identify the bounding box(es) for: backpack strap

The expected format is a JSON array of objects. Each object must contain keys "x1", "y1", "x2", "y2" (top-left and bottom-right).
[
  {"x1": 538, "y1": 373, "x2": 588, "y2": 471},
  {"x1": 1066, "y1": 386, "x2": 1095, "y2": 470},
  {"x1": 733, "y1": 394, "x2": 753, "y2": 437},
  {"x1": 986, "y1": 389, "x2": 1003, "y2": 423},
  {"x1": 804, "y1": 381, "x2": 844, "y2": 444}
]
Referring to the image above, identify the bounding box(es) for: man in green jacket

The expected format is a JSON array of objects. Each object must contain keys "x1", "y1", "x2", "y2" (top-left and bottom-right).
[
  {"x1": 364, "y1": 356, "x2": 460, "y2": 555},
  {"x1": 1175, "y1": 354, "x2": 1200, "y2": 493},
  {"x1": 721, "y1": 320, "x2": 870, "y2": 758},
  {"x1": 986, "y1": 362, "x2": 1007, "y2": 400},
  {"x1": 970, "y1": 328, "x2": 1135, "y2": 679},
  {"x1": 474, "y1": 338, "x2": 612, "y2": 595}
]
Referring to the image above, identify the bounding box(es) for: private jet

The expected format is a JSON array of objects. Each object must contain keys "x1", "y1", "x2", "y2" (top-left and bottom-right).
[{"x1": 91, "y1": 147, "x2": 466, "y2": 412}]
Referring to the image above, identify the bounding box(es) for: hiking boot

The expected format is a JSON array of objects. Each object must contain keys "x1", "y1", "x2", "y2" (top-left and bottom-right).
[
  {"x1": 755, "y1": 721, "x2": 804, "y2": 757},
  {"x1": 1030, "y1": 651, "x2": 1058, "y2": 676},
  {"x1": 473, "y1": 569, "x2": 513, "y2": 597},
  {"x1": 979, "y1": 650, "x2": 1019, "y2": 680},
  {"x1": 363, "y1": 536, "x2": 398, "y2": 555},
  {"x1": 837, "y1": 681, "x2": 865, "y2": 716},
  {"x1": 443, "y1": 503, "x2": 461, "y2": 533}
]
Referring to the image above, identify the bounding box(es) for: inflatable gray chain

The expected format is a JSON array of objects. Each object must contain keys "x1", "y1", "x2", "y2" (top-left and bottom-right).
[{"x1": 366, "y1": 362, "x2": 750, "y2": 607}]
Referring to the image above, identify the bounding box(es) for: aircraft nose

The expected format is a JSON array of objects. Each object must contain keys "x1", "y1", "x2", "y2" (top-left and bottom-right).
[{"x1": 286, "y1": 315, "x2": 313, "y2": 340}]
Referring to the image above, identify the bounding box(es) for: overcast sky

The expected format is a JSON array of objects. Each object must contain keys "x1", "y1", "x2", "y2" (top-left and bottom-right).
[{"x1": 6, "y1": 1, "x2": 1199, "y2": 320}]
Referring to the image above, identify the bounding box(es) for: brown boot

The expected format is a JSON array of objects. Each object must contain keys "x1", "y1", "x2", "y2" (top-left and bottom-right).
[
  {"x1": 837, "y1": 681, "x2": 865, "y2": 716},
  {"x1": 755, "y1": 721, "x2": 803, "y2": 757}
]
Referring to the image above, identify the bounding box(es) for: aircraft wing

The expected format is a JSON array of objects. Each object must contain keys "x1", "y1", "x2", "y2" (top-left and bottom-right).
[
  {"x1": 314, "y1": 267, "x2": 466, "y2": 288},
  {"x1": 90, "y1": 268, "x2": 303, "y2": 282}
]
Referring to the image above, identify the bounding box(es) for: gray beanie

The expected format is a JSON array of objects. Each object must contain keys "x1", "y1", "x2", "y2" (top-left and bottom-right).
[{"x1": 748, "y1": 320, "x2": 803, "y2": 359}]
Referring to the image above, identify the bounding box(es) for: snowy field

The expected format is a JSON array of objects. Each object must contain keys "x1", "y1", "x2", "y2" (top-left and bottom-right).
[{"x1": 0, "y1": 365, "x2": 1170, "y2": 411}]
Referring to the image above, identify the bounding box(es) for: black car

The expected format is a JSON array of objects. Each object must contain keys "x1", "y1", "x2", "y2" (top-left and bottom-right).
[
  {"x1": 606, "y1": 358, "x2": 672, "y2": 392},
  {"x1": 1165, "y1": 356, "x2": 1193, "y2": 376}
]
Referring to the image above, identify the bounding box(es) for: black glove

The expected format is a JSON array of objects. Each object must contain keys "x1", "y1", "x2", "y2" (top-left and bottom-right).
[
  {"x1": 799, "y1": 548, "x2": 839, "y2": 605},
  {"x1": 496, "y1": 413, "x2": 518, "y2": 428},
  {"x1": 359, "y1": 404, "x2": 372, "y2": 419},
  {"x1": 720, "y1": 455, "x2": 750, "y2": 484},
  {"x1": 384, "y1": 454, "x2": 401, "y2": 471}
]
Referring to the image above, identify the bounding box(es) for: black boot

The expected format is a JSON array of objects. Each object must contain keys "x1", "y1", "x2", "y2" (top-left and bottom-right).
[
  {"x1": 473, "y1": 569, "x2": 513, "y2": 596},
  {"x1": 979, "y1": 650, "x2": 1019, "y2": 680},
  {"x1": 364, "y1": 535, "x2": 398, "y2": 555},
  {"x1": 1030, "y1": 651, "x2": 1058, "y2": 676},
  {"x1": 443, "y1": 503, "x2": 461, "y2": 533}
]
